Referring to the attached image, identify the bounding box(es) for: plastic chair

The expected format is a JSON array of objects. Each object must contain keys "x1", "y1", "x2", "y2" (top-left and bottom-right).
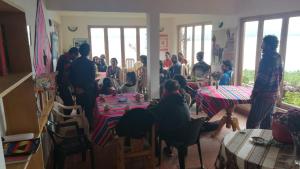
[
  {"x1": 46, "y1": 120, "x2": 95, "y2": 169},
  {"x1": 158, "y1": 117, "x2": 207, "y2": 169}
]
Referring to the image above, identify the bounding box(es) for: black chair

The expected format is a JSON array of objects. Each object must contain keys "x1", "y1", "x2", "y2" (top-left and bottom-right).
[
  {"x1": 46, "y1": 120, "x2": 95, "y2": 169},
  {"x1": 158, "y1": 117, "x2": 207, "y2": 169}
]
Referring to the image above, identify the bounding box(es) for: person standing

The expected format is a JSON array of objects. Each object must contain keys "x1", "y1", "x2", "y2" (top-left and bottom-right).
[
  {"x1": 137, "y1": 55, "x2": 148, "y2": 92},
  {"x1": 246, "y1": 35, "x2": 283, "y2": 129},
  {"x1": 56, "y1": 47, "x2": 79, "y2": 112},
  {"x1": 163, "y1": 52, "x2": 172, "y2": 68},
  {"x1": 191, "y1": 52, "x2": 211, "y2": 79},
  {"x1": 69, "y1": 43, "x2": 96, "y2": 128}
]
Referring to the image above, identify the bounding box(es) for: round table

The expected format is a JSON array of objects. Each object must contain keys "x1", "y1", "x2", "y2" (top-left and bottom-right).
[
  {"x1": 216, "y1": 129, "x2": 296, "y2": 169},
  {"x1": 196, "y1": 86, "x2": 252, "y2": 135}
]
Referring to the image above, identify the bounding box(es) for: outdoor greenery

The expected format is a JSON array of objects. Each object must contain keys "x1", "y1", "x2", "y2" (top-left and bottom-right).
[{"x1": 242, "y1": 70, "x2": 300, "y2": 107}]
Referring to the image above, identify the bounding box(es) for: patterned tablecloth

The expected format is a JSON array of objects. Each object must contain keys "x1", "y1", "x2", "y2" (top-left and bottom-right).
[
  {"x1": 215, "y1": 129, "x2": 296, "y2": 169},
  {"x1": 196, "y1": 86, "x2": 252, "y2": 117},
  {"x1": 91, "y1": 93, "x2": 149, "y2": 146}
]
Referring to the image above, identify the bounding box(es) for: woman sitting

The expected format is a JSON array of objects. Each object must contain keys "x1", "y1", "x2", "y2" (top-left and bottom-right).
[
  {"x1": 119, "y1": 72, "x2": 137, "y2": 93},
  {"x1": 107, "y1": 58, "x2": 121, "y2": 84},
  {"x1": 99, "y1": 78, "x2": 116, "y2": 95}
]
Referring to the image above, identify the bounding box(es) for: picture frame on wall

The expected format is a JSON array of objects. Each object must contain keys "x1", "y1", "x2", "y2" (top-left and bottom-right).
[
  {"x1": 73, "y1": 38, "x2": 88, "y2": 48},
  {"x1": 160, "y1": 34, "x2": 168, "y2": 51}
]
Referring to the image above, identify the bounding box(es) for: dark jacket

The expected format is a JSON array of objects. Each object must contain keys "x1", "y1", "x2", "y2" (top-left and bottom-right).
[
  {"x1": 169, "y1": 62, "x2": 182, "y2": 78},
  {"x1": 150, "y1": 93, "x2": 190, "y2": 135},
  {"x1": 69, "y1": 57, "x2": 96, "y2": 90}
]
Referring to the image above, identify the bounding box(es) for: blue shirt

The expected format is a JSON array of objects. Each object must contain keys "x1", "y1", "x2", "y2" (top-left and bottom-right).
[{"x1": 219, "y1": 70, "x2": 232, "y2": 85}]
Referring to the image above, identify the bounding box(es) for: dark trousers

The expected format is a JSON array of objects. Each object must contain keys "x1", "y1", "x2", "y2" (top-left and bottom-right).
[
  {"x1": 76, "y1": 89, "x2": 96, "y2": 129},
  {"x1": 58, "y1": 85, "x2": 73, "y2": 115},
  {"x1": 246, "y1": 96, "x2": 275, "y2": 129}
]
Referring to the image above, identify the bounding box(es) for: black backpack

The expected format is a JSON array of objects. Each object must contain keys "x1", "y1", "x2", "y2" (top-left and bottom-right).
[{"x1": 116, "y1": 108, "x2": 154, "y2": 139}]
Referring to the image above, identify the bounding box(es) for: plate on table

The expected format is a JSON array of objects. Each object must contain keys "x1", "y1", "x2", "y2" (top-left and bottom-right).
[
  {"x1": 250, "y1": 136, "x2": 269, "y2": 145},
  {"x1": 118, "y1": 97, "x2": 128, "y2": 103}
]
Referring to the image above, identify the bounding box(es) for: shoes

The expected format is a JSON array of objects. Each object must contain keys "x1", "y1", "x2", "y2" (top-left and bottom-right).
[{"x1": 201, "y1": 120, "x2": 220, "y2": 132}]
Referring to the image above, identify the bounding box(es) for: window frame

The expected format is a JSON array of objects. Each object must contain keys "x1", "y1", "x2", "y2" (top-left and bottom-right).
[
  {"x1": 88, "y1": 25, "x2": 147, "y2": 68},
  {"x1": 237, "y1": 11, "x2": 300, "y2": 109},
  {"x1": 177, "y1": 22, "x2": 212, "y2": 66}
]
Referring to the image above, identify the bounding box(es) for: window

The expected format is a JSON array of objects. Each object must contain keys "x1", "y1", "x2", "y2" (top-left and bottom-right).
[
  {"x1": 108, "y1": 28, "x2": 122, "y2": 66},
  {"x1": 89, "y1": 26, "x2": 147, "y2": 67},
  {"x1": 239, "y1": 13, "x2": 300, "y2": 108},
  {"x1": 178, "y1": 23, "x2": 212, "y2": 67}
]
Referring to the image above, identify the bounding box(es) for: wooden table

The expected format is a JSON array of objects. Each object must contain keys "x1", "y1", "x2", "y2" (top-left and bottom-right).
[
  {"x1": 196, "y1": 86, "x2": 252, "y2": 135},
  {"x1": 215, "y1": 129, "x2": 297, "y2": 169},
  {"x1": 91, "y1": 93, "x2": 149, "y2": 146}
]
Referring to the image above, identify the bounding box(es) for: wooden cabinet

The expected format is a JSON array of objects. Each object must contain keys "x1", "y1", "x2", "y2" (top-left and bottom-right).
[{"x1": 0, "y1": 1, "x2": 53, "y2": 169}]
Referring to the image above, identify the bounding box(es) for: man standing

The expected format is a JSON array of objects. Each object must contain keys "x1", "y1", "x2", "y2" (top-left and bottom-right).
[
  {"x1": 169, "y1": 55, "x2": 182, "y2": 78},
  {"x1": 191, "y1": 52, "x2": 210, "y2": 79},
  {"x1": 246, "y1": 35, "x2": 283, "y2": 129},
  {"x1": 70, "y1": 43, "x2": 96, "y2": 128},
  {"x1": 56, "y1": 47, "x2": 79, "y2": 111}
]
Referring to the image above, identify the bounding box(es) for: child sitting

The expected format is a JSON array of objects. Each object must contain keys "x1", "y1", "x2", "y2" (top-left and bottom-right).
[{"x1": 99, "y1": 78, "x2": 116, "y2": 95}]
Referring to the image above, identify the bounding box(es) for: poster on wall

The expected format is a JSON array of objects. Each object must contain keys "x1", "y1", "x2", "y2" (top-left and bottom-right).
[
  {"x1": 160, "y1": 34, "x2": 168, "y2": 51},
  {"x1": 34, "y1": 0, "x2": 52, "y2": 76},
  {"x1": 73, "y1": 38, "x2": 88, "y2": 48},
  {"x1": 212, "y1": 28, "x2": 237, "y2": 71}
]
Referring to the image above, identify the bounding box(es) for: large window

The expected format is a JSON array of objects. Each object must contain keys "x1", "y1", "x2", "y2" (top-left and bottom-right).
[
  {"x1": 89, "y1": 26, "x2": 147, "y2": 67},
  {"x1": 178, "y1": 23, "x2": 213, "y2": 67},
  {"x1": 239, "y1": 13, "x2": 300, "y2": 108}
]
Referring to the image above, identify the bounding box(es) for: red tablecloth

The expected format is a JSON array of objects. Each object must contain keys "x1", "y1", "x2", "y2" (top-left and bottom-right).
[
  {"x1": 91, "y1": 93, "x2": 149, "y2": 146},
  {"x1": 196, "y1": 86, "x2": 252, "y2": 117},
  {"x1": 95, "y1": 72, "x2": 107, "y2": 81},
  {"x1": 187, "y1": 79, "x2": 210, "y2": 90}
]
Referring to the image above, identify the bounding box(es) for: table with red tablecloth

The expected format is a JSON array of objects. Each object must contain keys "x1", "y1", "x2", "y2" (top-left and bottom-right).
[
  {"x1": 91, "y1": 93, "x2": 149, "y2": 146},
  {"x1": 196, "y1": 86, "x2": 252, "y2": 133}
]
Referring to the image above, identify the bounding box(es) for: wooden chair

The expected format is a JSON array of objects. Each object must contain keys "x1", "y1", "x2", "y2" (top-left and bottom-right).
[
  {"x1": 158, "y1": 118, "x2": 207, "y2": 169},
  {"x1": 46, "y1": 120, "x2": 95, "y2": 169}
]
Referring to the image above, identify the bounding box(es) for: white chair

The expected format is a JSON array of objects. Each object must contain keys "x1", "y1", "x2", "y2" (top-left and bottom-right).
[{"x1": 52, "y1": 96, "x2": 89, "y2": 135}]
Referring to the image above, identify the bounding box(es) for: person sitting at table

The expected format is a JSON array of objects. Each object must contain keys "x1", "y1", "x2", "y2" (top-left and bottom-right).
[
  {"x1": 178, "y1": 52, "x2": 188, "y2": 65},
  {"x1": 119, "y1": 72, "x2": 137, "y2": 93},
  {"x1": 173, "y1": 75, "x2": 196, "y2": 105},
  {"x1": 107, "y1": 58, "x2": 121, "y2": 84},
  {"x1": 150, "y1": 80, "x2": 190, "y2": 156},
  {"x1": 98, "y1": 56, "x2": 108, "y2": 72},
  {"x1": 219, "y1": 60, "x2": 233, "y2": 85},
  {"x1": 246, "y1": 35, "x2": 283, "y2": 129},
  {"x1": 169, "y1": 54, "x2": 182, "y2": 78},
  {"x1": 163, "y1": 51, "x2": 172, "y2": 68},
  {"x1": 191, "y1": 52, "x2": 211, "y2": 79},
  {"x1": 160, "y1": 60, "x2": 169, "y2": 84},
  {"x1": 178, "y1": 52, "x2": 188, "y2": 77},
  {"x1": 99, "y1": 77, "x2": 117, "y2": 95},
  {"x1": 137, "y1": 55, "x2": 147, "y2": 92}
]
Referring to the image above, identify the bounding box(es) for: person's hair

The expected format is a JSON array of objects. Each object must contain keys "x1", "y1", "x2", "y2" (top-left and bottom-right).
[
  {"x1": 93, "y1": 56, "x2": 99, "y2": 62},
  {"x1": 165, "y1": 52, "x2": 170, "y2": 56},
  {"x1": 222, "y1": 60, "x2": 233, "y2": 71},
  {"x1": 126, "y1": 72, "x2": 137, "y2": 85},
  {"x1": 140, "y1": 55, "x2": 147, "y2": 64},
  {"x1": 68, "y1": 47, "x2": 79, "y2": 55},
  {"x1": 173, "y1": 75, "x2": 187, "y2": 88},
  {"x1": 263, "y1": 35, "x2": 279, "y2": 51},
  {"x1": 111, "y1": 58, "x2": 118, "y2": 65},
  {"x1": 79, "y1": 43, "x2": 90, "y2": 57},
  {"x1": 102, "y1": 78, "x2": 113, "y2": 91},
  {"x1": 164, "y1": 80, "x2": 180, "y2": 93},
  {"x1": 197, "y1": 52, "x2": 204, "y2": 60}
]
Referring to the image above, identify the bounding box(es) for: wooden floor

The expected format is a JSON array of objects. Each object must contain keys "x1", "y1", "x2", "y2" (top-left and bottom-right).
[{"x1": 60, "y1": 107, "x2": 248, "y2": 169}]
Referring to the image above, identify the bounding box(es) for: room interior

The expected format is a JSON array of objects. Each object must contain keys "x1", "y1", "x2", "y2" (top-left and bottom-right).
[{"x1": 0, "y1": 0, "x2": 300, "y2": 169}]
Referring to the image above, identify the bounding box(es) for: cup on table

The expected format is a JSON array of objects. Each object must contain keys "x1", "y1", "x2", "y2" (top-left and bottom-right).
[
  {"x1": 135, "y1": 93, "x2": 142, "y2": 102},
  {"x1": 103, "y1": 104, "x2": 110, "y2": 113}
]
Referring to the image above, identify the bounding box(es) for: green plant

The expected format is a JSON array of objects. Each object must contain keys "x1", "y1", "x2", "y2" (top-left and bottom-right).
[{"x1": 283, "y1": 92, "x2": 300, "y2": 107}]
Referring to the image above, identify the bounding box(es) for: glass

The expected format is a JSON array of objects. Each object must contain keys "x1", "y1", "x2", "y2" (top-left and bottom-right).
[
  {"x1": 282, "y1": 16, "x2": 300, "y2": 107},
  {"x1": 179, "y1": 27, "x2": 186, "y2": 54},
  {"x1": 194, "y1": 25, "x2": 202, "y2": 60},
  {"x1": 124, "y1": 28, "x2": 137, "y2": 63},
  {"x1": 242, "y1": 21, "x2": 259, "y2": 85},
  {"x1": 139, "y1": 28, "x2": 147, "y2": 56},
  {"x1": 263, "y1": 18, "x2": 283, "y2": 52},
  {"x1": 186, "y1": 26, "x2": 193, "y2": 66},
  {"x1": 108, "y1": 28, "x2": 122, "y2": 66},
  {"x1": 204, "y1": 25, "x2": 212, "y2": 64},
  {"x1": 90, "y1": 28, "x2": 105, "y2": 58}
]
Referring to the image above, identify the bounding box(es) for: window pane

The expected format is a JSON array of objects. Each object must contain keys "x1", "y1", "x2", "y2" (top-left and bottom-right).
[
  {"x1": 186, "y1": 26, "x2": 193, "y2": 66},
  {"x1": 124, "y1": 28, "x2": 137, "y2": 63},
  {"x1": 263, "y1": 19, "x2": 282, "y2": 52},
  {"x1": 242, "y1": 21, "x2": 259, "y2": 85},
  {"x1": 90, "y1": 28, "x2": 105, "y2": 58},
  {"x1": 194, "y1": 25, "x2": 202, "y2": 60},
  {"x1": 283, "y1": 16, "x2": 300, "y2": 107},
  {"x1": 139, "y1": 28, "x2": 147, "y2": 56},
  {"x1": 204, "y1": 25, "x2": 212, "y2": 64},
  {"x1": 179, "y1": 27, "x2": 186, "y2": 54},
  {"x1": 108, "y1": 28, "x2": 122, "y2": 66}
]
